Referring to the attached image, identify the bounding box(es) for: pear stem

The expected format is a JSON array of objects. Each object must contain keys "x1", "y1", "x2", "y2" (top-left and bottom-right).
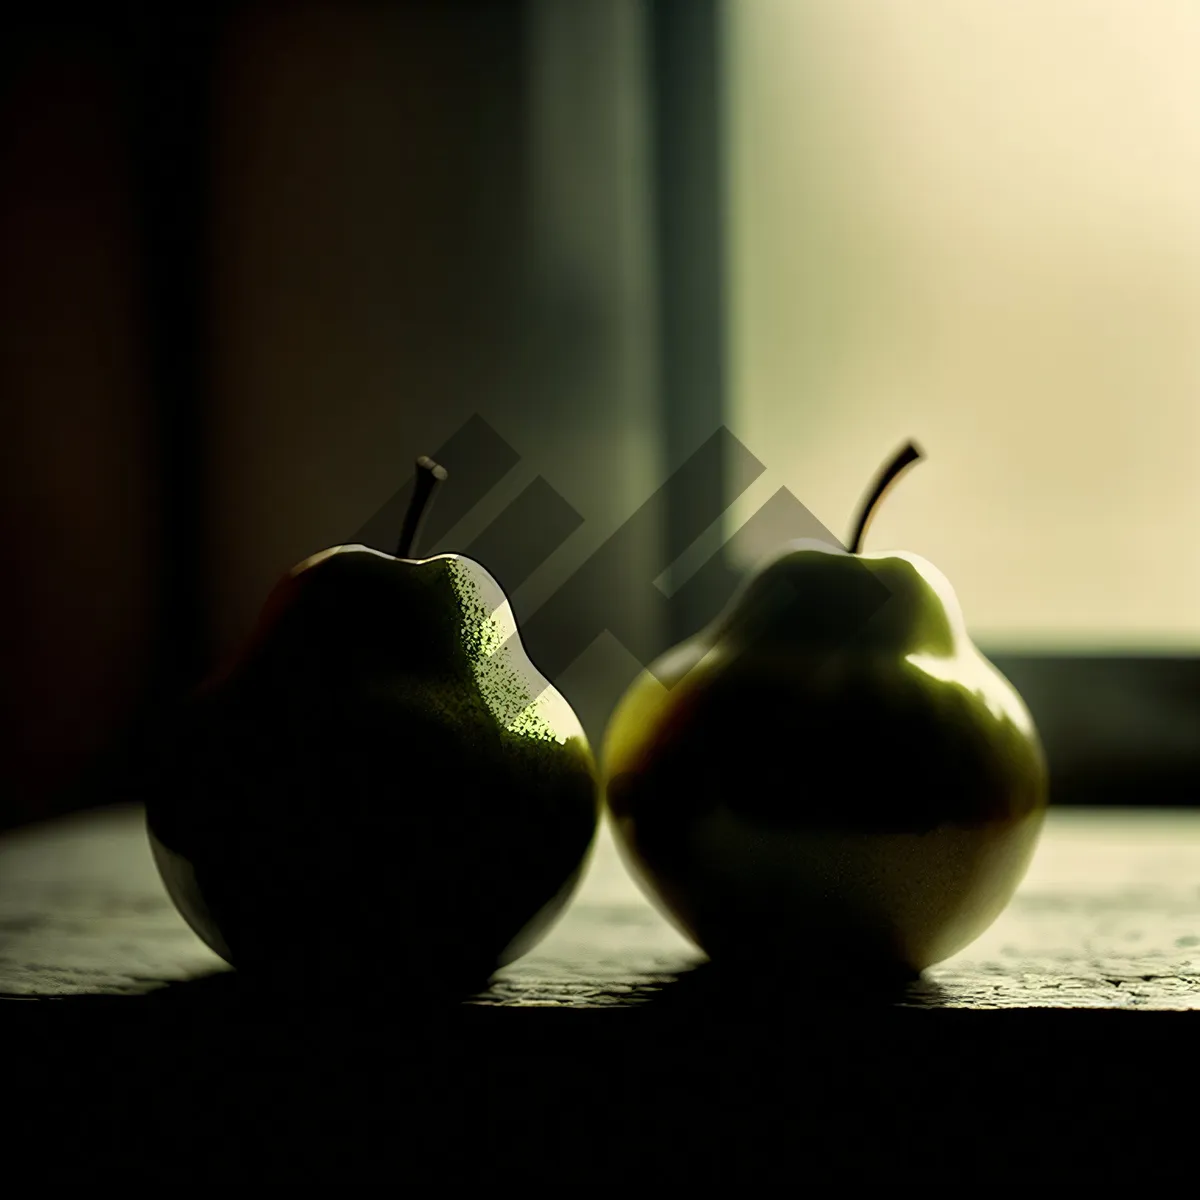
[
  {"x1": 846, "y1": 441, "x2": 924, "y2": 555},
  {"x1": 396, "y1": 456, "x2": 448, "y2": 558}
]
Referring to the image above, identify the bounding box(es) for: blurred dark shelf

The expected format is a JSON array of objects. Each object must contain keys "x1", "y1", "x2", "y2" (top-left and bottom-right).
[{"x1": 987, "y1": 652, "x2": 1200, "y2": 805}]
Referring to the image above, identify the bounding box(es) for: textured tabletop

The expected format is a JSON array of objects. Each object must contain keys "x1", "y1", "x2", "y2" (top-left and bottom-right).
[
  {"x1": 2, "y1": 802, "x2": 1199, "y2": 1008},
  {"x1": 4, "y1": 803, "x2": 1198, "y2": 1184}
]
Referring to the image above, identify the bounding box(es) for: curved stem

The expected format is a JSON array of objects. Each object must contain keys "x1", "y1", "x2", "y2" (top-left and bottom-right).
[
  {"x1": 396, "y1": 456, "x2": 448, "y2": 558},
  {"x1": 846, "y1": 441, "x2": 924, "y2": 555}
]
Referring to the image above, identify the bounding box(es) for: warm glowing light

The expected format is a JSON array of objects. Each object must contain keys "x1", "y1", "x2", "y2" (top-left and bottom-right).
[{"x1": 725, "y1": 0, "x2": 1200, "y2": 652}]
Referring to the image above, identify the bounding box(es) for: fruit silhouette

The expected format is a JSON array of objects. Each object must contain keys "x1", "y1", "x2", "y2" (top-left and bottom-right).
[{"x1": 146, "y1": 457, "x2": 600, "y2": 996}]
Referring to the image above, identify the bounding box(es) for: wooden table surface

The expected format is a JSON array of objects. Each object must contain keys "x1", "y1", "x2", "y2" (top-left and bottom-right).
[
  {"x1": 4, "y1": 802, "x2": 1200, "y2": 1007},
  {"x1": 3, "y1": 803, "x2": 1199, "y2": 1182}
]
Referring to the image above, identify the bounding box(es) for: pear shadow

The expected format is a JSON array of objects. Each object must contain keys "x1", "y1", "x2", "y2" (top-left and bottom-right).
[
  {"x1": 142, "y1": 962, "x2": 499, "y2": 1019},
  {"x1": 7, "y1": 961, "x2": 498, "y2": 1027},
  {"x1": 639, "y1": 957, "x2": 952, "y2": 1019}
]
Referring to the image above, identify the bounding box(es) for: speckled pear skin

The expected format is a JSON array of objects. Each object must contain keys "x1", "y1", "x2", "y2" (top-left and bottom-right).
[
  {"x1": 603, "y1": 542, "x2": 1048, "y2": 980},
  {"x1": 145, "y1": 547, "x2": 599, "y2": 995}
]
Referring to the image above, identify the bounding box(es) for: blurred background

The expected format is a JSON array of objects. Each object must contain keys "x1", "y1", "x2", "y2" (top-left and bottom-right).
[{"x1": 1, "y1": 0, "x2": 1198, "y2": 834}]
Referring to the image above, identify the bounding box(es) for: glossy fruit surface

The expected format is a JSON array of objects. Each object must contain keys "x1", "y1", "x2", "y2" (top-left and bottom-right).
[{"x1": 603, "y1": 448, "x2": 1048, "y2": 980}]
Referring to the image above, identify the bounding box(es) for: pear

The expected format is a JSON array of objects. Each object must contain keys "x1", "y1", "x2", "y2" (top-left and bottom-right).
[
  {"x1": 603, "y1": 443, "x2": 1048, "y2": 982},
  {"x1": 145, "y1": 458, "x2": 599, "y2": 997}
]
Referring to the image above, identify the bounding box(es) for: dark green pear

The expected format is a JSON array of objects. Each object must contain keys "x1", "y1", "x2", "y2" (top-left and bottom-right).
[
  {"x1": 603, "y1": 443, "x2": 1047, "y2": 982},
  {"x1": 146, "y1": 458, "x2": 599, "y2": 997}
]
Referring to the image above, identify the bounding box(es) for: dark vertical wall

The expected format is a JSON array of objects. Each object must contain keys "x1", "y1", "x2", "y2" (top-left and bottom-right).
[
  {"x1": 0, "y1": 1, "x2": 667, "y2": 830},
  {"x1": 647, "y1": 0, "x2": 730, "y2": 644},
  {"x1": 206, "y1": 2, "x2": 533, "y2": 655},
  {"x1": 508, "y1": 0, "x2": 663, "y2": 740},
  {"x1": 206, "y1": 0, "x2": 663, "y2": 745},
  {"x1": 122, "y1": 11, "x2": 231, "y2": 697},
  {"x1": 0, "y1": 17, "x2": 154, "y2": 830}
]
